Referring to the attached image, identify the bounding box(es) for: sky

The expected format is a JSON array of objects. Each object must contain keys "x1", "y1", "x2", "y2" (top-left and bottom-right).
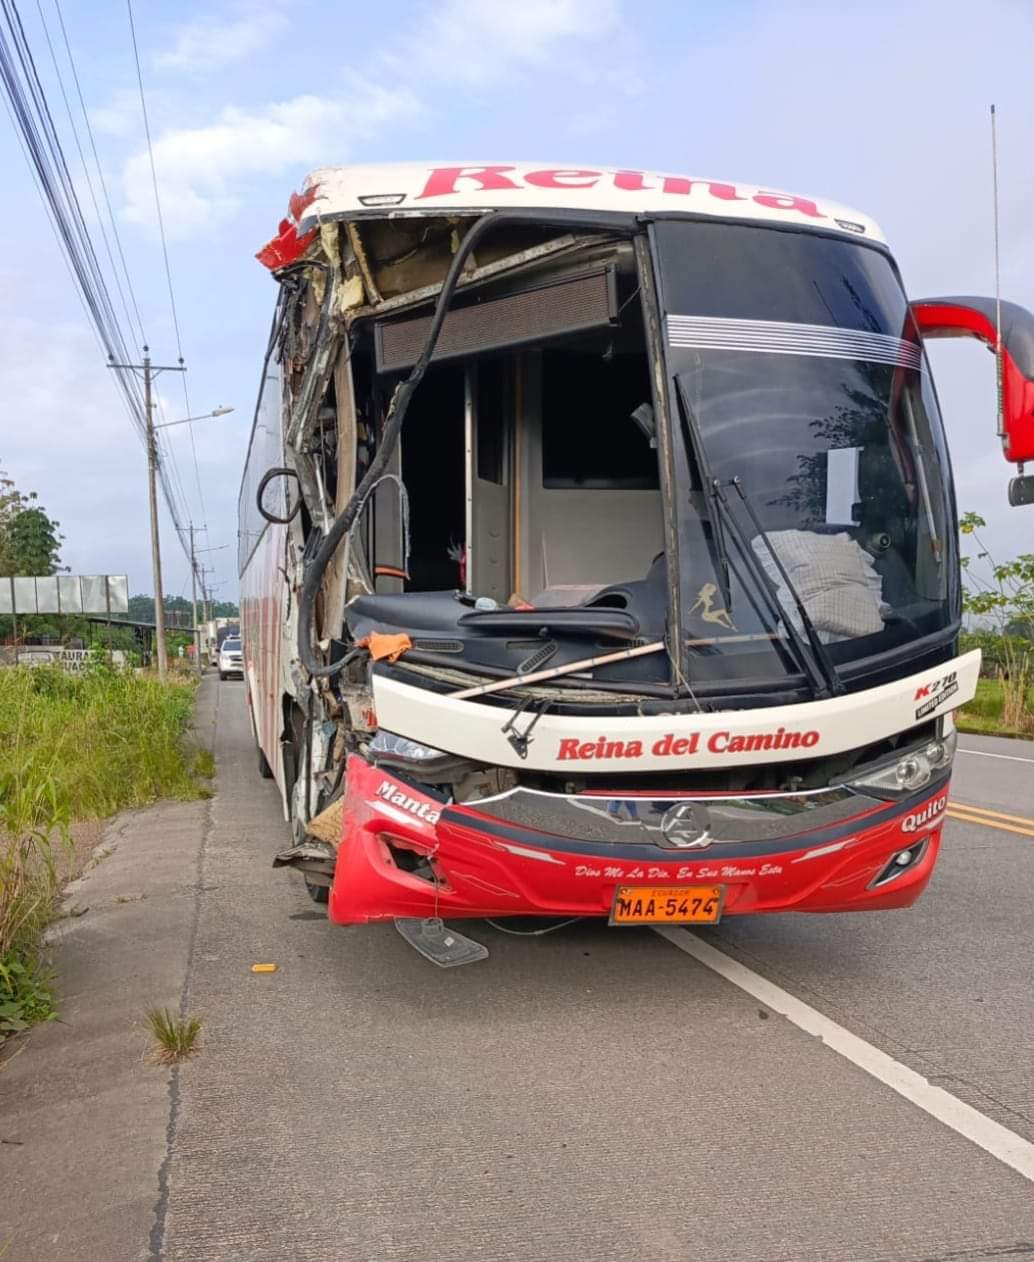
[{"x1": 1, "y1": 0, "x2": 1032, "y2": 605}]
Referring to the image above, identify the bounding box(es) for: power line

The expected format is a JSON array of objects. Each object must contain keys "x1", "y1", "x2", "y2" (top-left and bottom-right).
[
  {"x1": 0, "y1": 72, "x2": 153, "y2": 476},
  {"x1": 0, "y1": 0, "x2": 148, "y2": 441},
  {"x1": 125, "y1": 0, "x2": 179, "y2": 353},
  {"x1": 125, "y1": 0, "x2": 207, "y2": 535},
  {"x1": 34, "y1": 0, "x2": 140, "y2": 352},
  {"x1": 0, "y1": 0, "x2": 203, "y2": 577},
  {"x1": 52, "y1": 0, "x2": 147, "y2": 348}
]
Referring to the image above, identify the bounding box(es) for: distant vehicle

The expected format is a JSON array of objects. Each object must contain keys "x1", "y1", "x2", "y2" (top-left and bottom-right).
[
  {"x1": 218, "y1": 636, "x2": 243, "y2": 681},
  {"x1": 240, "y1": 160, "x2": 1034, "y2": 960},
  {"x1": 206, "y1": 619, "x2": 240, "y2": 668}
]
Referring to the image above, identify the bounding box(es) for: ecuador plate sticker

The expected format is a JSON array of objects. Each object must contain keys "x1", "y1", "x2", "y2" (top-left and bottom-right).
[{"x1": 609, "y1": 884, "x2": 725, "y2": 926}]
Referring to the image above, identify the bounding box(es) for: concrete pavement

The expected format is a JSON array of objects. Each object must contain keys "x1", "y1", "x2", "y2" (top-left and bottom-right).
[{"x1": 3, "y1": 677, "x2": 1034, "y2": 1261}]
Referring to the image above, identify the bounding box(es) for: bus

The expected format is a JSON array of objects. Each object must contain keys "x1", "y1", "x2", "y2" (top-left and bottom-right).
[{"x1": 239, "y1": 162, "x2": 1034, "y2": 965}]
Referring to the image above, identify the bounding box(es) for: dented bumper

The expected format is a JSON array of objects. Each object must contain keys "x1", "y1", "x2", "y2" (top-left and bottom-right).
[{"x1": 327, "y1": 755, "x2": 949, "y2": 925}]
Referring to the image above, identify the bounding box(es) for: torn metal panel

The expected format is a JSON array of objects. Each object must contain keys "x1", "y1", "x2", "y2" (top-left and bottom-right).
[
  {"x1": 317, "y1": 345, "x2": 368, "y2": 640},
  {"x1": 345, "y1": 222, "x2": 382, "y2": 305},
  {"x1": 356, "y1": 232, "x2": 608, "y2": 318}
]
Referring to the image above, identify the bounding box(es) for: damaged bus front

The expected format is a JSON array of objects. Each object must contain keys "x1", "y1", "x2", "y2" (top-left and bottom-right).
[{"x1": 241, "y1": 163, "x2": 1034, "y2": 961}]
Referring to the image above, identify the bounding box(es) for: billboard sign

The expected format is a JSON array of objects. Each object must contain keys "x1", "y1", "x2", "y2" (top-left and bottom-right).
[{"x1": 0, "y1": 575, "x2": 129, "y2": 616}]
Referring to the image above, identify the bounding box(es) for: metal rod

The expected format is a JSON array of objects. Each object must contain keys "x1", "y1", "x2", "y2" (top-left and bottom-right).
[
  {"x1": 991, "y1": 103, "x2": 1004, "y2": 438},
  {"x1": 447, "y1": 640, "x2": 666, "y2": 701}
]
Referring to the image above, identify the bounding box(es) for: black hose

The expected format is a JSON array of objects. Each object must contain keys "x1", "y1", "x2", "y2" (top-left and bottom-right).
[{"x1": 297, "y1": 211, "x2": 503, "y2": 678}]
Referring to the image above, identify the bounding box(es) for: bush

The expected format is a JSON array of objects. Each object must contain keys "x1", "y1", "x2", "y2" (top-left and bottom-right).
[
  {"x1": 0, "y1": 664, "x2": 200, "y2": 824},
  {"x1": 957, "y1": 677, "x2": 1034, "y2": 736},
  {"x1": 959, "y1": 515, "x2": 1034, "y2": 734}
]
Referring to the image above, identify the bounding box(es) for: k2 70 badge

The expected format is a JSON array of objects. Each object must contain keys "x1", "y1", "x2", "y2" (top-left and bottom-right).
[{"x1": 914, "y1": 672, "x2": 959, "y2": 720}]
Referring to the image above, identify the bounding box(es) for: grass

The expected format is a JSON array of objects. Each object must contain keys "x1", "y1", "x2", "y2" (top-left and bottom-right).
[
  {"x1": 146, "y1": 1007, "x2": 202, "y2": 1064},
  {"x1": 0, "y1": 664, "x2": 203, "y2": 824},
  {"x1": 191, "y1": 747, "x2": 216, "y2": 780},
  {"x1": 0, "y1": 662, "x2": 210, "y2": 1040},
  {"x1": 956, "y1": 677, "x2": 1034, "y2": 737}
]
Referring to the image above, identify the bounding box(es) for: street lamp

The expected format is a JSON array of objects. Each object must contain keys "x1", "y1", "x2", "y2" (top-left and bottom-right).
[{"x1": 154, "y1": 405, "x2": 234, "y2": 430}]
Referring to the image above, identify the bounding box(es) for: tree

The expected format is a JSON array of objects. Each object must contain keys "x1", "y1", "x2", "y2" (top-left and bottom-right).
[
  {"x1": 959, "y1": 511, "x2": 1034, "y2": 732},
  {"x1": 0, "y1": 466, "x2": 63, "y2": 577},
  {"x1": 114, "y1": 594, "x2": 238, "y2": 628},
  {"x1": 1006, "y1": 616, "x2": 1034, "y2": 640},
  {"x1": 0, "y1": 466, "x2": 66, "y2": 644}
]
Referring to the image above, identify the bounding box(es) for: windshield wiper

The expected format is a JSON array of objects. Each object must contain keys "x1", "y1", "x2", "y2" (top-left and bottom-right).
[
  {"x1": 674, "y1": 374, "x2": 829, "y2": 699},
  {"x1": 707, "y1": 479, "x2": 834, "y2": 700},
  {"x1": 727, "y1": 476, "x2": 845, "y2": 698},
  {"x1": 674, "y1": 376, "x2": 734, "y2": 605}
]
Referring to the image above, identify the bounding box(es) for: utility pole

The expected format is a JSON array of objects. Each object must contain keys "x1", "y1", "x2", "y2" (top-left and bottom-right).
[
  {"x1": 108, "y1": 347, "x2": 186, "y2": 680},
  {"x1": 189, "y1": 524, "x2": 201, "y2": 679},
  {"x1": 144, "y1": 356, "x2": 169, "y2": 678}
]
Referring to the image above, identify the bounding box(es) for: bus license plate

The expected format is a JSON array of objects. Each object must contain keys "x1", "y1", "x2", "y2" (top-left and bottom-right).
[{"x1": 610, "y1": 885, "x2": 724, "y2": 926}]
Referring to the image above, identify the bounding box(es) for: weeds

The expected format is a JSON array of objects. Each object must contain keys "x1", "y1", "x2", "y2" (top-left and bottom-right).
[
  {"x1": 191, "y1": 748, "x2": 216, "y2": 779},
  {"x1": 958, "y1": 677, "x2": 1034, "y2": 736},
  {"x1": 146, "y1": 1007, "x2": 201, "y2": 1064},
  {"x1": 0, "y1": 664, "x2": 202, "y2": 823},
  {"x1": 0, "y1": 954, "x2": 56, "y2": 1034},
  {"x1": 0, "y1": 664, "x2": 206, "y2": 1039}
]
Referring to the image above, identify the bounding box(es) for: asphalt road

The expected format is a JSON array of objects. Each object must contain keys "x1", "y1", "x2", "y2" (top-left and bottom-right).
[{"x1": 156, "y1": 680, "x2": 1034, "y2": 1262}]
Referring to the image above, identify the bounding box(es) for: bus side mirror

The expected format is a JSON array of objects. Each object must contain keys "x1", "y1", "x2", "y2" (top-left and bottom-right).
[
  {"x1": 256, "y1": 466, "x2": 301, "y2": 524},
  {"x1": 910, "y1": 296, "x2": 1034, "y2": 480},
  {"x1": 1009, "y1": 475, "x2": 1034, "y2": 507}
]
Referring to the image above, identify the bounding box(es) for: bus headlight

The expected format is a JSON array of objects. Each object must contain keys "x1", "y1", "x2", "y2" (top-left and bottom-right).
[
  {"x1": 367, "y1": 730, "x2": 472, "y2": 781},
  {"x1": 850, "y1": 731, "x2": 956, "y2": 798},
  {"x1": 369, "y1": 731, "x2": 448, "y2": 764}
]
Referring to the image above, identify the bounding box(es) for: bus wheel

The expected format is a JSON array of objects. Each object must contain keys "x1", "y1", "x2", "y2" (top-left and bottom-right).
[
  {"x1": 304, "y1": 877, "x2": 329, "y2": 905},
  {"x1": 289, "y1": 792, "x2": 330, "y2": 904}
]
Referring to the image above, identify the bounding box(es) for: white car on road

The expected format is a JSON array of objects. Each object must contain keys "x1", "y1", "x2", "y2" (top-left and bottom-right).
[{"x1": 218, "y1": 637, "x2": 244, "y2": 681}]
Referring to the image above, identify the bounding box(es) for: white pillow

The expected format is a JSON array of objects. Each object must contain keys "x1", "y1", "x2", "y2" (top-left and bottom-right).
[{"x1": 750, "y1": 530, "x2": 885, "y2": 642}]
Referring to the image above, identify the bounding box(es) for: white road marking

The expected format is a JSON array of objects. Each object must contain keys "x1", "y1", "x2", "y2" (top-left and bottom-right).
[
  {"x1": 957, "y1": 747, "x2": 1034, "y2": 764},
  {"x1": 655, "y1": 927, "x2": 1034, "y2": 1184}
]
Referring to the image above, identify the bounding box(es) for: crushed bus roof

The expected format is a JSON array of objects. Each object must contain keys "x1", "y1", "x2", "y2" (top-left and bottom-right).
[{"x1": 294, "y1": 162, "x2": 886, "y2": 244}]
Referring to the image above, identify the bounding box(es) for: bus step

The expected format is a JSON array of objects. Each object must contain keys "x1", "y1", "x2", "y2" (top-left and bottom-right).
[
  {"x1": 272, "y1": 841, "x2": 335, "y2": 883},
  {"x1": 394, "y1": 917, "x2": 489, "y2": 967}
]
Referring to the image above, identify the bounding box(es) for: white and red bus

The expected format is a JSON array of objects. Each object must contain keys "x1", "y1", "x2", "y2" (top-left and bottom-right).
[{"x1": 239, "y1": 162, "x2": 1034, "y2": 963}]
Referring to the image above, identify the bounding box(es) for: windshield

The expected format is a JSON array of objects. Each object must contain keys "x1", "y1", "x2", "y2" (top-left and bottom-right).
[
  {"x1": 223, "y1": 639, "x2": 241, "y2": 652},
  {"x1": 653, "y1": 220, "x2": 957, "y2": 692}
]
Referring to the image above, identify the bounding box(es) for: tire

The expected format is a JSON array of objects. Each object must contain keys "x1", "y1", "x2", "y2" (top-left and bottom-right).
[
  {"x1": 289, "y1": 783, "x2": 331, "y2": 905},
  {"x1": 305, "y1": 877, "x2": 330, "y2": 904},
  {"x1": 219, "y1": 671, "x2": 226, "y2": 681}
]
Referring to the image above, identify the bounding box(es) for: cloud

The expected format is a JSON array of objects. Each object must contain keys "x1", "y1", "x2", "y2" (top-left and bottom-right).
[
  {"x1": 644, "y1": 0, "x2": 1034, "y2": 565},
  {"x1": 88, "y1": 90, "x2": 143, "y2": 138},
  {"x1": 119, "y1": 0, "x2": 625, "y2": 233},
  {"x1": 0, "y1": 305, "x2": 156, "y2": 586},
  {"x1": 390, "y1": 0, "x2": 621, "y2": 84},
  {"x1": 0, "y1": 274, "x2": 249, "y2": 596},
  {"x1": 120, "y1": 83, "x2": 424, "y2": 233},
  {"x1": 154, "y1": 5, "x2": 288, "y2": 73}
]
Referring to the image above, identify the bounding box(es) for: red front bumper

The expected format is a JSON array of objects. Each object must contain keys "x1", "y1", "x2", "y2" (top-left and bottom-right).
[{"x1": 327, "y1": 756, "x2": 949, "y2": 925}]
